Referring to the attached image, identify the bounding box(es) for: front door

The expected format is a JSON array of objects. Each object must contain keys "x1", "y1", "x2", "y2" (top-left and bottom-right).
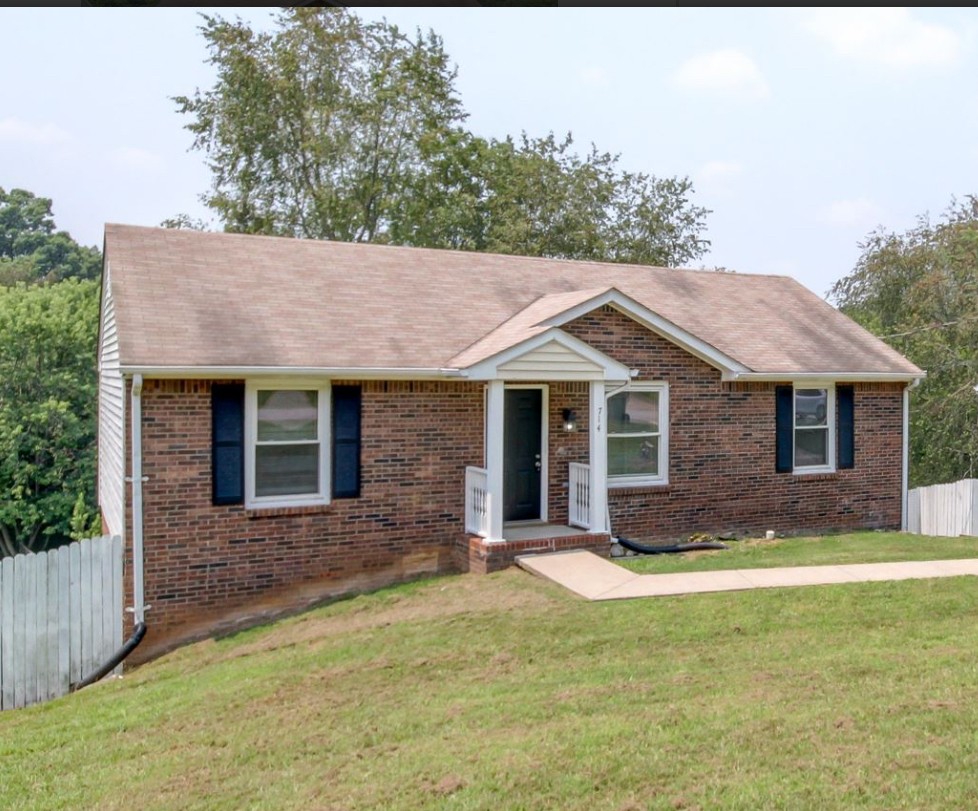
[{"x1": 504, "y1": 388, "x2": 543, "y2": 521}]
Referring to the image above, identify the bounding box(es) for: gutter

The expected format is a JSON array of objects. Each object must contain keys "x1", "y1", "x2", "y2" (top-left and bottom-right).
[
  {"x1": 722, "y1": 371, "x2": 925, "y2": 384},
  {"x1": 119, "y1": 365, "x2": 468, "y2": 380}
]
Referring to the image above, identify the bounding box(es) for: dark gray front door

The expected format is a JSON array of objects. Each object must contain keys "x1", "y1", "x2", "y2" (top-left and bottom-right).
[{"x1": 504, "y1": 388, "x2": 542, "y2": 522}]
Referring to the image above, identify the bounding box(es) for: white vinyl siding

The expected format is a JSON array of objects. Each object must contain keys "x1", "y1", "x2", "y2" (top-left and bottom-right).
[
  {"x1": 97, "y1": 267, "x2": 126, "y2": 538},
  {"x1": 496, "y1": 340, "x2": 604, "y2": 380}
]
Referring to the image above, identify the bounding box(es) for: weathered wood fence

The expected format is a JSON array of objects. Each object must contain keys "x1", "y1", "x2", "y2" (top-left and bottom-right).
[
  {"x1": 0, "y1": 535, "x2": 123, "y2": 711},
  {"x1": 907, "y1": 479, "x2": 978, "y2": 538}
]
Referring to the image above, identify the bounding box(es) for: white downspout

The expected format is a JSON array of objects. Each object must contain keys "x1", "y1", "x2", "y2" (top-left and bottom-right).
[
  {"x1": 129, "y1": 374, "x2": 147, "y2": 624},
  {"x1": 901, "y1": 383, "x2": 910, "y2": 532}
]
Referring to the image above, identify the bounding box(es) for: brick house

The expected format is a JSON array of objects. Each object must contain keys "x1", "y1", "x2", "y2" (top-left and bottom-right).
[{"x1": 98, "y1": 225, "x2": 923, "y2": 658}]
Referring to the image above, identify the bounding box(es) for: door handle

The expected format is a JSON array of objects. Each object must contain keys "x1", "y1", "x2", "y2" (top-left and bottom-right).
[{"x1": 535, "y1": 460, "x2": 542, "y2": 471}]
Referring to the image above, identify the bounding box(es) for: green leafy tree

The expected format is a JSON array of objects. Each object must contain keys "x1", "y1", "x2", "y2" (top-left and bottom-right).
[
  {"x1": 0, "y1": 188, "x2": 101, "y2": 286},
  {"x1": 160, "y1": 213, "x2": 209, "y2": 231},
  {"x1": 176, "y1": 8, "x2": 710, "y2": 267},
  {"x1": 392, "y1": 131, "x2": 708, "y2": 266},
  {"x1": 174, "y1": 8, "x2": 465, "y2": 243},
  {"x1": 0, "y1": 279, "x2": 100, "y2": 556},
  {"x1": 830, "y1": 196, "x2": 978, "y2": 487}
]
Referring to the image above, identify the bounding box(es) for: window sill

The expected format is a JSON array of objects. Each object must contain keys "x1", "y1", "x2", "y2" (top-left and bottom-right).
[
  {"x1": 791, "y1": 469, "x2": 838, "y2": 481},
  {"x1": 246, "y1": 504, "x2": 333, "y2": 519},
  {"x1": 608, "y1": 481, "x2": 671, "y2": 495}
]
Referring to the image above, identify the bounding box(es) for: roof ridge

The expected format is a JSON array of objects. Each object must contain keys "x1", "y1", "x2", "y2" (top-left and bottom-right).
[{"x1": 102, "y1": 222, "x2": 797, "y2": 281}]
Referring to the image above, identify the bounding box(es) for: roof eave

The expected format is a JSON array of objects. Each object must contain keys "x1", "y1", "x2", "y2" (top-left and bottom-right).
[
  {"x1": 118, "y1": 365, "x2": 468, "y2": 381},
  {"x1": 722, "y1": 371, "x2": 926, "y2": 383}
]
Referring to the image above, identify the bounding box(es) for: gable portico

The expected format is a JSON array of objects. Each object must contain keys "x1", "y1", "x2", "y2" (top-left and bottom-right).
[
  {"x1": 455, "y1": 286, "x2": 754, "y2": 550},
  {"x1": 461, "y1": 328, "x2": 628, "y2": 548}
]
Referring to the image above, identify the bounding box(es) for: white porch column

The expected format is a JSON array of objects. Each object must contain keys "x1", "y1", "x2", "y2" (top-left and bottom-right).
[
  {"x1": 485, "y1": 380, "x2": 505, "y2": 542},
  {"x1": 589, "y1": 380, "x2": 608, "y2": 533}
]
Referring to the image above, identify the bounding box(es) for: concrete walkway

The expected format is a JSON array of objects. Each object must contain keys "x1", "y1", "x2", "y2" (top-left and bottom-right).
[{"x1": 515, "y1": 550, "x2": 978, "y2": 600}]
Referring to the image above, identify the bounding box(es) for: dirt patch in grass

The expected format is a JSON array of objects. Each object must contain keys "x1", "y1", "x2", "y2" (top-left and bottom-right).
[{"x1": 194, "y1": 568, "x2": 564, "y2": 667}]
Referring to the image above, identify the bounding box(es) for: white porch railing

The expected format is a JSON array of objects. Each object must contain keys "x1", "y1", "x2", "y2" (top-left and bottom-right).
[
  {"x1": 569, "y1": 462, "x2": 591, "y2": 529},
  {"x1": 465, "y1": 466, "x2": 490, "y2": 537}
]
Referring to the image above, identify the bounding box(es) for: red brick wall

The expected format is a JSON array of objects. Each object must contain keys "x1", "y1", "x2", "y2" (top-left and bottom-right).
[
  {"x1": 564, "y1": 306, "x2": 905, "y2": 542},
  {"x1": 547, "y1": 382, "x2": 590, "y2": 525},
  {"x1": 127, "y1": 379, "x2": 484, "y2": 658},
  {"x1": 121, "y1": 306, "x2": 906, "y2": 658}
]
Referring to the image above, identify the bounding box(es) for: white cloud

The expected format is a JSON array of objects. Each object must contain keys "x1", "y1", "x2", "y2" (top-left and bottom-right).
[
  {"x1": 818, "y1": 197, "x2": 885, "y2": 229},
  {"x1": 672, "y1": 49, "x2": 769, "y2": 100},
  {"x1": 0, "y1": 117, "x2": 71, "y2": 145},
  {"x1": 111, "y1": 147, "x2": 165, "y2": 173},
  {"x1": 803, "y1": 8, "x2": 960, "y2": 69},
  {"x1": 578, "y1": 66, "x2": 609, "y2": 88},
  {"x1": 695, "y1": 160, "x2": 744, "y2": 196}
]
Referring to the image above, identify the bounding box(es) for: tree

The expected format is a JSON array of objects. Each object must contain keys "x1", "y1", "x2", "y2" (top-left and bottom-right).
[
  {"x1": 174, "y1": 8, "x2": 466, "y2": 243},
  {"x1": 0, "y1": 188, "x2": 101, "y2": 286},
  {"x1": 390, "y1": 131, "x2": 709, "y2": 266},
  {"x1": 0, "y1": 279, "x2": 101, "y2": 556},
  {"x1": 829, "y1": 196, "x2": 978, "y2": 487},
  {"x1": 176, "y1": 8, "x2": 710, "y2": 267}
]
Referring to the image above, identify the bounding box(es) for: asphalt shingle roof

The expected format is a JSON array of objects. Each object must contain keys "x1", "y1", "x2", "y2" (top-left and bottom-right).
[{"x1": 103, "y1": 224, "x2": 922, "y2": 377}]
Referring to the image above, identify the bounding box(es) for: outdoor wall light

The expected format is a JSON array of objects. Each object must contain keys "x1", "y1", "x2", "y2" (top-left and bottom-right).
[{"x1": 562, "y1": 408, "x2": 578, "y2": 432}]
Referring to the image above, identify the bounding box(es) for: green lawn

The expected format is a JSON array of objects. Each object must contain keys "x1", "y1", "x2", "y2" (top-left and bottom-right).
[
  {"x1": 617, "y1": 530, "x2": 978, "y2": 574},
  {"x1": 3, "y1": 532, "x2": 978, "y2": 809}
]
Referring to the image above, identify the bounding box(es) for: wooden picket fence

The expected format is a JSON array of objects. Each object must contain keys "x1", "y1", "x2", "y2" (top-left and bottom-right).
[
  {"x1": 0, "y1": 535, "x2": 123, "y2": 711},
  {"x1": 907, "y1": 478, "x2": 978, "y2": 538}
]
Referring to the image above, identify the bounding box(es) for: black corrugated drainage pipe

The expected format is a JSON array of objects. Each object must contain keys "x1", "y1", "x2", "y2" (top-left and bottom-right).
[
  {"x1": 618, "y1": 536, "x2": 729, "y2": 555},
  {"x1": 71, "y1": 622, "x2": 147, "y2": 693}
]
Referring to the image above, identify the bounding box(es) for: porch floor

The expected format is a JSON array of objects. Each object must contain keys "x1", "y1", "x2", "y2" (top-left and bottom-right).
[{"x1": 503, "y1": 522, "x2": 592, "y2": 542}]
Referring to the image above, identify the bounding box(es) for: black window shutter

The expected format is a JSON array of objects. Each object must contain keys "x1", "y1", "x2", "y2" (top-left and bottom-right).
[
  {"x1": 775, "y1": 385, "x2": 794, "y2": 473},
  {"x1": 838, "y1": 385, "x2": 855, "y2": 469},
  {"x1": 212, "y1": 383, "x2": 244, "y2": 505},
  {"x1": 332, "y1": 385, "x2": 361, "y2": 499}
]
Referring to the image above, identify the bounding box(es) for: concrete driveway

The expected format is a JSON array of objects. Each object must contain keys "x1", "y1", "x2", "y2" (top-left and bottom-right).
[{"x1": 516, "y1": 550, "x2": 978, "y2": 600}]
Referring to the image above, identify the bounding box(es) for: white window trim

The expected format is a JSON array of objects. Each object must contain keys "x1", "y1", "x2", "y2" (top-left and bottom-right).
[
  {"x1": 793, "y1": 384, "x2": 836, "y2": 475},
  {"x1": 245, "y1": 380, "x2": 331, "y2": 509},
  {"x1": 607, "y1": 382, "x2": 669, "y2": 488}
]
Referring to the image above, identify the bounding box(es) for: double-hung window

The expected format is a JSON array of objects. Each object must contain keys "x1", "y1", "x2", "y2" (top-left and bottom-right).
[
  {"x1": 776, "y1": 384, "x2": 847, "y2": 474},
  {"x1": 793, "y1": 388, "x2": 834, "y2": 471},
  {"x1": 212, "y1": 382, "x2": 362, "y2": 508},
  {"x1": 607, "y1": 383, "x2": 669, "y2": 486},
  {"x1": 247, "y1": 383, "x2": 329, "y2": 507}
]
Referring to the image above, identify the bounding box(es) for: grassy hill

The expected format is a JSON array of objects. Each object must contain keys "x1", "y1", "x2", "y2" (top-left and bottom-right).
[{"x1": 3, "y1": 532, "x2": 978, "y2": 809}]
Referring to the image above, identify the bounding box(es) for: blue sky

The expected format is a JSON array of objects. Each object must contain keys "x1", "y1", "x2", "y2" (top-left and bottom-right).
[{"x1": 2, "y1": 7, "x2": 976, "y2": 299}]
